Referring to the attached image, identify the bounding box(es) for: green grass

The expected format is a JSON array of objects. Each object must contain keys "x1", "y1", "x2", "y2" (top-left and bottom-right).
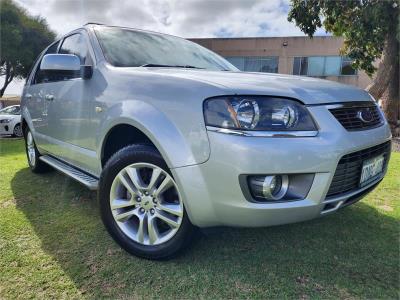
[{"x1": 0, "y1": 139, "x2": 399, "y2": 299}]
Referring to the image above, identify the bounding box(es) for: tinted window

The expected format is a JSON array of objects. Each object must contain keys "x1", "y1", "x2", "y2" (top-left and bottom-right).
[
  {"x1": 307, "y1": 57, "x2": 325, "y2": 76},
  {"x1": 46, "y1": 41, "x2": 60, "y2": 54},
  {"x1": 245, "y1": 57, "x2": 278, "y2": 73},
  {"x1": 94, "y1": 27, "x2": 237, "y2": 71},
  {"x1": 292, "y1": 56, "x2": 356, "y2": 76},
  {"x1": 325, "y1": 56, "x2": 341, "y2": 76},
  {"x1": 341, "y1": 57, "x2": 357, "y2": 75},
  {"x1": 225, "y1": 57, "x2": 245, "y2": 70},
  {"x1": 226, "y1": 56, "x2": 278, "y2": 73},
  {"x1": 59, "y1": 34, "x2": 89, "y2": 64},
  {"x1": 293, "y1": 57, "x2": 308, "y2": 75}
]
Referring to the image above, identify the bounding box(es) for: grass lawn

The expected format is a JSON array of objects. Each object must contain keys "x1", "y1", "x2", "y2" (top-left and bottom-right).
[{"x1": 0, "y1": 138, "x2": 399, "y2": 299}]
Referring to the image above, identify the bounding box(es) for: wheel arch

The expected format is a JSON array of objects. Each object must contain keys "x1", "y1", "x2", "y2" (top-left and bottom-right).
[
  {"x1": 97, "y1": 100, "x2": 208, "y2": 169},
  {"x1": 100, "y1": 123, "x2": 159, "y2": 167}
]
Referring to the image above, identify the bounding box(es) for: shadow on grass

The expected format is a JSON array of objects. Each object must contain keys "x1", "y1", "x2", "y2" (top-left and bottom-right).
[{"x1": 11, "y1": 167, "x2": 399, "y2": 298}]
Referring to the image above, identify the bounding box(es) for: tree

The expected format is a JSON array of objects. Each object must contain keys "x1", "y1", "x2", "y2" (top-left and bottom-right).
[
  {"x1": 288, "y1": 0, "x2": 399, "y2": 135},
  {"x1": 0, "y1": 0, "x2": 55, "y2": 97}
]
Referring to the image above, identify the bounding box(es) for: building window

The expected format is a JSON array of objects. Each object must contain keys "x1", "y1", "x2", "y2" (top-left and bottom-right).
[
  {"x1": 293, "y1": 57, "x2": 308, "y2": 75},
  {"x1": 225, "y1": 56, "x2": 278, "y2": 73},
  {"x1": 341, "y1": 57, "x2": 357, "y2": 75},
  {"x1": 293, "y1": 56, "x2": 357, "y2": 76}
]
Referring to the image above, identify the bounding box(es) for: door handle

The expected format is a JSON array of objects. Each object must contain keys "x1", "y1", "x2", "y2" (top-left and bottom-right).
[
  {"x1": 25, "y1": 93, "x2": 32, "y2": 100},
  {"x1": 45, "y1": 94, "x2": 54, "y2": 101}
]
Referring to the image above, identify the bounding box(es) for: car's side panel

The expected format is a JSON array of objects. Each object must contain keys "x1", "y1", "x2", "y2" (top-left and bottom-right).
[
  {"x1": 46, "y1": 79, "x2": 95, "y2": 149},
  {"x1": 91, "y1": 63, "x2": 228, "y2": 171},
  {"x1": 96, "y1": 101, "x2": 202, "y2": 172},
  {"x1": 22, "y1": 83, "x2": 50, "y2": 146},
  {"x1": 35, "y1": 132, "x2": 99, "y2": 176}
]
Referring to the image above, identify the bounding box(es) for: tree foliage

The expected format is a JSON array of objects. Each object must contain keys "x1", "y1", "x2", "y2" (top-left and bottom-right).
[
  {"x1": 288, "y1": 0, "x2": 399, "y2": 76},
  {"x1": 0, "y1": 0, "x2": 56, "y2": 96},
  {"x1": 288, "y1": 0, "x2": 399, "y2": 135}
]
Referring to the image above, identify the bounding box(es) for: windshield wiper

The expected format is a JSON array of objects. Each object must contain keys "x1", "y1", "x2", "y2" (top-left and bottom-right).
[{"x1": 140, "y1": 63, "x2": 205, "y2": 69}]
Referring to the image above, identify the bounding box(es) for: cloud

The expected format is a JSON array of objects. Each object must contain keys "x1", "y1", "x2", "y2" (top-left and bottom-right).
[
  {"x1": 4, "y1": 0, "x2": 327, "y2": 95},
  {"x1": 14, "y1": 0, "x2": 327, "y2": 38}
]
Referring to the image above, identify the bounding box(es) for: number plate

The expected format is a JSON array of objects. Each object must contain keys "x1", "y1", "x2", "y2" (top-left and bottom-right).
[{"x1": 360, "y1": 155, "x2": 384, "y2": 186}]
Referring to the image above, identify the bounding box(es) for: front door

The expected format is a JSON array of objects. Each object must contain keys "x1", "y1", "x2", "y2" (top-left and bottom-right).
[{"x1": 45, "y1": 31, "x2": 97, "y2": 174}]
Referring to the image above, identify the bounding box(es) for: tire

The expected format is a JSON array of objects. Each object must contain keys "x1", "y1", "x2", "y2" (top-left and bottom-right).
[
  {"x1": 13, "y1": 123, "x2": 23, "y2": 137},
  {"x1": 99, "y1": 144, "x2": 195, "y2": 260},
  {"x1": 24, "y1": 128, "x2": 51, "y2": 173}
]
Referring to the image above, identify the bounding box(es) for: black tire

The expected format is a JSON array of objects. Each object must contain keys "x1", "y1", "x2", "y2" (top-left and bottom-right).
[
  {"x1": 13, "y1": 123, "x2": 23, "y2": 137},
  {"x1": 24, "y1": 127, "x2": 51, "y2": 173},
  {"x1": 99, "y1": 144, "x2": 196, "y2": 260}
]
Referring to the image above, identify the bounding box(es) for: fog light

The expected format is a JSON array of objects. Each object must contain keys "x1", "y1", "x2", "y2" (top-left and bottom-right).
[{"x1": 249, "y1": 175, "x2": 289, "y2": 201}]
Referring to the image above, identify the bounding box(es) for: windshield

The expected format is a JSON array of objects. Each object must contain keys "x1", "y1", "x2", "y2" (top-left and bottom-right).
[
  {"x1": 94, "y1": 27, "x2": 238, "y2": 71},
  {"x1": 0, "y1": 105, "x2": 20, "y2": 115}
]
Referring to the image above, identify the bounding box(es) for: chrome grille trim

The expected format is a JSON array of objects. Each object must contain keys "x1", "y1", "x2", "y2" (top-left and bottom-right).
[{"x1": 328, "y1": 101, "x2": 383, "y2": 131}]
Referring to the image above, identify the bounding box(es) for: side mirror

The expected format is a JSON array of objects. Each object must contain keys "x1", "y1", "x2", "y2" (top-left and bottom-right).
[
  {"x1": 41, "y1": 54, "x2": 80, "y2": 71},
  {"x1": 40, "y1": 54, "x2": 92, "y2": 79}
]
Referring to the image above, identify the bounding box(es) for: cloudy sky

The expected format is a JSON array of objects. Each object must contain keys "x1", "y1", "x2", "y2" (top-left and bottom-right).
[{"x1": 4, "y1": 0, "x2": 327, "y2": 95}]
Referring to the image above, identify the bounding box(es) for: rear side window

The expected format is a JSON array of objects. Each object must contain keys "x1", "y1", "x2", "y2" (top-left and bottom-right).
[{"x1": 32, "y1": 41, "x2": 60, "y2": 84}]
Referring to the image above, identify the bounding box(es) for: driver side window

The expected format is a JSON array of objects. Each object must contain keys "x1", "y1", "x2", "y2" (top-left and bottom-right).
[
  {"x1": 32, "y1": 41, "x2": 60, "y2": 84},
  {"x1": 59, "y1": 34, "x2": 90, "y2": 65},
  {"x1": 32, "y1": 33, "x2": 92, "y2": 84}
]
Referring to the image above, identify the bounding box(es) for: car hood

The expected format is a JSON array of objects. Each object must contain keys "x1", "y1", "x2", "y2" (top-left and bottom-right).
[
  {"x1": 0, "y1": 114, "x2": 20, "y2": 120},
  {"x1": 137, "y1": 68, "x2": 373, "y2": 105}
]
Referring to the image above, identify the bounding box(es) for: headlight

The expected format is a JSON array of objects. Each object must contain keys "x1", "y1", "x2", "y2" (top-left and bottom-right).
[
  {"x1": 204, "y1": 96, "x2": 317, "y2": 132},
  {"x1": 0, "y1": 119, "x2": 12, "y2": 124},
  {"x1": 234, "y1": 99, "x2": 260, "y2": 129}
]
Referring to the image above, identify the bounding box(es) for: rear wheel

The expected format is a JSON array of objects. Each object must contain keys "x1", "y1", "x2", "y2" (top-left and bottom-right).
[
  {"x1": 25, "y1": 128, "x2": 50, "y2": 173},
  {"x1": 99, "y1": 144, "x2": 195, "y2": 259}
]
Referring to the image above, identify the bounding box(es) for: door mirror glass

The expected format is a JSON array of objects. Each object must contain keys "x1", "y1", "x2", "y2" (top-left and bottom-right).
[{"x1": 40, "y1": 54, "x2": 81, "y2": 72}]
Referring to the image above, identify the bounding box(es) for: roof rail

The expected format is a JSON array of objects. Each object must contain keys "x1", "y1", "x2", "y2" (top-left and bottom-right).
[{"x1": 83, "y1": 22, "x2": 105, "y2": 26}]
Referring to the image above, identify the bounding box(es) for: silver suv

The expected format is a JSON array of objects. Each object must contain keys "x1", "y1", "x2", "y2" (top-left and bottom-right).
[{"x1": 21, "y1": 24, "x2": 392, "y2": 259}]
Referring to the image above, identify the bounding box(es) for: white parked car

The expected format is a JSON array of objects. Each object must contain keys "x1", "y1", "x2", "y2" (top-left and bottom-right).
[{"x1": 0, "y1": 105, "x2": 23, "y2": 137}]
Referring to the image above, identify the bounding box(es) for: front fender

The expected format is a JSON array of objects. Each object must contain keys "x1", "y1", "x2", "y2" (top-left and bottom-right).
[{"x1": 97, "y1": 99, "x2": 210, "y2": 168}]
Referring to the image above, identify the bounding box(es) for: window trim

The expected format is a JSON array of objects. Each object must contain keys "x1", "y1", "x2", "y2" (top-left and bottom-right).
[
  {"x1": 59, "y1": 32, "x2": 91, "y2": 65},
  {"x1": 29, "y1": 40, "x2": 61, "y2": 86},
  {"x1": 29, "y1": 30, "x2": 95, "y2": 86}
]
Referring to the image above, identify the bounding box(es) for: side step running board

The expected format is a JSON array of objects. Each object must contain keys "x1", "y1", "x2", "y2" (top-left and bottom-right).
[{"x1": 39, "y1": 155, "x2": 99, "y2": 190}]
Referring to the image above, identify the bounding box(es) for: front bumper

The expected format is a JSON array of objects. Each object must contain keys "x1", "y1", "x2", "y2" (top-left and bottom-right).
[
  {"x1": 172, "y1": 105, "x2": 392, "y2": 228},
  {"x1": 0, "y1": 124, "x2": 12, "y2": 135}
]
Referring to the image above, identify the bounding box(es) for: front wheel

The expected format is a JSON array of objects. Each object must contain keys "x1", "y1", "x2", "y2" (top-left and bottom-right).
[
  {"x1": 99, "y1": 144, "x2": 195, "y2": 260},
  {"x1": 13, "y1": 123, "x2": 23, "y2": 137}
]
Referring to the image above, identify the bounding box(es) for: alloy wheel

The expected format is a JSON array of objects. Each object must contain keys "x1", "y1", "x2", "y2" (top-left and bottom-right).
[
  {"x1": 109, "y1": 163, "x2": 184, "y2": 246},
  {"x1": 14, "y1": 125, "x2": 23, "y2": 137},
  {"x1": 26, "y1": 131, "x2": 36, "y2": 166}
]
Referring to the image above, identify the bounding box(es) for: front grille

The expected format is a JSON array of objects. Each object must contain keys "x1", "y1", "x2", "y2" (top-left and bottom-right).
[
  {"x1": 329, "y1": 103, "x2": 383, "y2": 131},
  {"x1": 326, "y1": 141, "x2": 391, "y2": 198}
]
